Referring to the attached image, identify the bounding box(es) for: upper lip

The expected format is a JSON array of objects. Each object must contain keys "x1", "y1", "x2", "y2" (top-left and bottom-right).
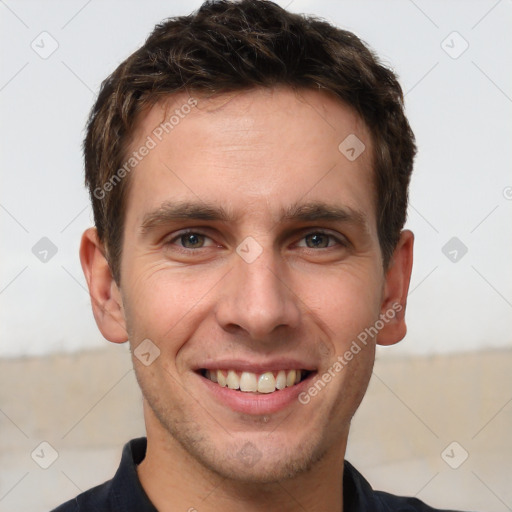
[{"x1": 195, "y1": 358, "x2": 317, "y2": 374}]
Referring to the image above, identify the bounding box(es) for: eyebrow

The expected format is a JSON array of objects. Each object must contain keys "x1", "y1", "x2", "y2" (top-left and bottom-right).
[
  {"x1": 139, "y1": 199, "x2": 370, "y2": 235},
  {"x1": 281, "y1": 202, "x2": 368, "y2": 229},
  {"x1": 139, "y1": 201, "x2": 232, "y2": 234}
]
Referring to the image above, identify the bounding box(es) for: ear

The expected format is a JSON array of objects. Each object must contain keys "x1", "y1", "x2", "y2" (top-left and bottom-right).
[
  {"x1": 377, "y1": 230, "x2": 414, "y2": 346},
  {"x1": 79, "y1": 227, "x2": 128, "y2": 343}
]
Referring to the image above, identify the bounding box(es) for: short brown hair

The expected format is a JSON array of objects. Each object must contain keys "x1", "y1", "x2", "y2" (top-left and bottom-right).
[{"x1": 84, "y1": 0, "x2": 416, "y2": 284}]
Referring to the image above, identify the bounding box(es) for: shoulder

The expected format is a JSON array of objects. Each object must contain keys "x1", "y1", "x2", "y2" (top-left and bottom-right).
[
  {"x1": 49, "y1": 479, "x2": 111, "y2": 511},
  {"x1": 49, "y1": 438, "x2": 151, "y2": 512},
  {"x1": 344, "y1": 460, "x2": 467, "y2": 512},
  {"x1": 373, "y1": 489, "x2": 462, "y2": 512}
]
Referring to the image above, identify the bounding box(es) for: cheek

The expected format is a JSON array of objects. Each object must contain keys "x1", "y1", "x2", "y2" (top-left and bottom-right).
[
  {"x1": 297, "y1": 264, "x2": 383, "y2": 350},
  {"x1": 122, "y1": 262, "x2": 221, "y2": 348},
  {"x1": 331, "y1": 339, "x2": 375, "y2": 426}
]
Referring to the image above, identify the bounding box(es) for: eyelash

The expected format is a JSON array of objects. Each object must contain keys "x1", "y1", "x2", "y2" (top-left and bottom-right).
[{"x1": 165, "y1": 229, "x2": 348, "y2": 251}]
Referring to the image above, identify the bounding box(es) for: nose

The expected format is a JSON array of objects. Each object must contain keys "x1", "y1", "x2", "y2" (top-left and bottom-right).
[{"x1": 215, "y1": 245, "x2": 301, "y2": 341}]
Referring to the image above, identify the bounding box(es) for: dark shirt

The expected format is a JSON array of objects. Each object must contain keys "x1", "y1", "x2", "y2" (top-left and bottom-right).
[{"x1": 51, "y1": 437, "x2": 465, "y2": 511}]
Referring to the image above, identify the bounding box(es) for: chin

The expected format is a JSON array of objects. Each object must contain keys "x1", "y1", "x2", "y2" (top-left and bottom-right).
[
  {"x1": 149, "y1": 398, "x2": 328, "y2": 484},
  {"x1": 198, "y1": 438, "x2": 328, "y2": 484}
]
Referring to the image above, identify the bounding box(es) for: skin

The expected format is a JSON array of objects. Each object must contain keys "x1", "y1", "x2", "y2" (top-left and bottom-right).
[{"x1": 80, "y1": 86, "x2": 413, "y2": 512}]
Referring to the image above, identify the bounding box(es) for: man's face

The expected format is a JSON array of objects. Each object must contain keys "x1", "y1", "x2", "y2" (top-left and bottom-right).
[{"x1": 116, "y1": 87, "x2": 392, "y2": 482}]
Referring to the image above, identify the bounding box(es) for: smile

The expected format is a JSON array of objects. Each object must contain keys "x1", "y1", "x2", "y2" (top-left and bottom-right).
[{"x1": 201, "y1": 369, "x2": 312, "y2": 394}]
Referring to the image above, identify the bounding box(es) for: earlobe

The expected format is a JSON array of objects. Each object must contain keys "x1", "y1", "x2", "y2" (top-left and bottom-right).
[
  {"x1": 79, "y1": 227, "x2": 128, "y2": 344},
  {"x1": 377, "y1": 230, "x2": 414, "y2": 347}
]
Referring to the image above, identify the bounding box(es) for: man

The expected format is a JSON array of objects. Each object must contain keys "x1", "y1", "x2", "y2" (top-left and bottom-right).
[{"x1": 52, "y1": 1, "x2": 463, "y2": 510}]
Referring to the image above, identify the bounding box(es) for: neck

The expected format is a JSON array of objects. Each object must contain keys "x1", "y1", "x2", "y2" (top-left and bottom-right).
[{"x1": 137, "y1": 410, "x2": 347, "y2": 512}]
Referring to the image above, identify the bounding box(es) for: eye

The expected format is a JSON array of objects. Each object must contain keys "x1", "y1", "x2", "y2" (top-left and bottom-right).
[
  {"x1": 180, "y1": 232, "x2": 205, "y2": 248},
  {"x1": 167, "y1": 231, "x2": 212, "y2": 249},
  {"x1": 296, "y1": 231, "x2": 345, "y2": 249}
]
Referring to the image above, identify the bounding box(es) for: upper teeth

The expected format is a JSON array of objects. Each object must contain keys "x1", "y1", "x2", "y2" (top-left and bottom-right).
[{"x1": 205, "y1": 369, "x2": 303, "y2": 393}]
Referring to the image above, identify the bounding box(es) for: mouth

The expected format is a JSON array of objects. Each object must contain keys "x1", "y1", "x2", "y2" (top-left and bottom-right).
[{"x1": 198, "y1": 368, "x2": 314, "y2": 394}]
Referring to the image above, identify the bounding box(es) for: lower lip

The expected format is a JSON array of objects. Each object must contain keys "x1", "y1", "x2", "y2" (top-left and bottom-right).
[{"x1": 197, "y1": 372, "x2": 316, "y2": 415}]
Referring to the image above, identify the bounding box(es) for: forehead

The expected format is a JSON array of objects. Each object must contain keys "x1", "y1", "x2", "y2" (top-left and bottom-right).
[{"x1": 124, "y1": 86, "x2": 376, "y2": 230}]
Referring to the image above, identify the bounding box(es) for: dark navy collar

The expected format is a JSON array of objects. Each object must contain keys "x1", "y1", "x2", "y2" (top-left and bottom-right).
[
  {"x1": 108, "y1": 437, "x2": 158, "y2": 511},
  {"x1": 52, "y1": 437, "x2": 463, "y2": 512}
]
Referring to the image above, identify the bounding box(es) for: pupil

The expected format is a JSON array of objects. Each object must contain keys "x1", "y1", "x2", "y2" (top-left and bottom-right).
[
  {"x1": 308, "y1": 233, "x2": 328, "y2": 248},
  {"x1": 182, "y1": 233, "x2": 202, "y2": 248}
]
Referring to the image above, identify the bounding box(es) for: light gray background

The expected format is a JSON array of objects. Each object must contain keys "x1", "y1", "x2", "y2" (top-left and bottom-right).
[{"x1": 1, "y1": 0, "x2": 511, "y2": 358}]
